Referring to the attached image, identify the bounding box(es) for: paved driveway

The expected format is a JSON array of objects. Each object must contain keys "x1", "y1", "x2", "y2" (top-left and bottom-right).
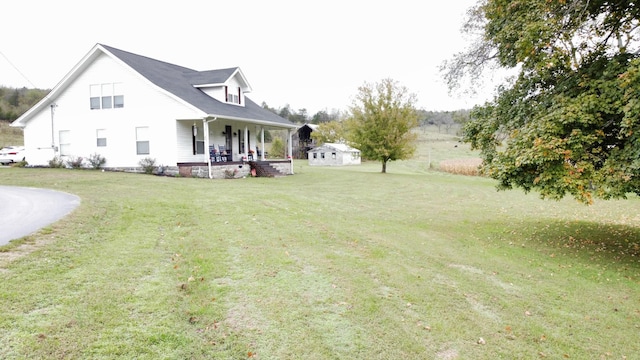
[{"x1": 0, "y1": 186, "x2": 80, "y2": 246}]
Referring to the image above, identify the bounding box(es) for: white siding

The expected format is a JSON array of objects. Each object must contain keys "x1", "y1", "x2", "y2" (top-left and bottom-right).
[
  {"x1": 23, "y1": 52, "x2": 202, "y2": 167},
  {"x1": 200, "y1": 75, "x2": 246, "y2": 105},
  {"x1": 201, "y1": 87, "x2": 226, "y2": 102},
  {"x1": 307, "y1": 145, "x2": 361, "y2": 166}
]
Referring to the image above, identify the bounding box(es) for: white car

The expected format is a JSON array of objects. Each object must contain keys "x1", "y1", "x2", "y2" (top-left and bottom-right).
[{"x1": 0, "y1": 146, "x2": 25, "y2": 165}]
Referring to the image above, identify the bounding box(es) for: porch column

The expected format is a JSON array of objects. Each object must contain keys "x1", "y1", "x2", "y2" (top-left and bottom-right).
[
  {"x1": 204, "y1": 118, "x2": 212, "y2": 178},
  {"x1": 204, "y1": 116, "x2": 217, "y2": 179},
  {"x1": 288, "y1": 128, "x2": 294, "y2": 174},
  {"x1": 243, "y1": 126, "x2": 249, "y2": 160},
  {"x1": 260, "y1": 127, "x2": 265, "y2": 160}
]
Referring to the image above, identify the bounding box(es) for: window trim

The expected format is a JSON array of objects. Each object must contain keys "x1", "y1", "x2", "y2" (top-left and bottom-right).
[
  {"x1": 96, "y1": 129, "x2": 107, "y2": 147},
  {"x1": 90, "y1": 83, "x2": 124, "y2": 110},
  {"x1": 136, "y1": 126, "x2": 150, "y2": 155},
  {"x1": 59, "y1": 130, "x2": 71, "y2": 156}
]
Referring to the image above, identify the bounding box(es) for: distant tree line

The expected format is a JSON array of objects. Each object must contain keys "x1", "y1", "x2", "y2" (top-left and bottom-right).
[
  {"x1": 260, "y1": 102, "x2": 343, "y2": 125},
  {"x1": 417, "y1": 109, "x2": 471, "y2": 134},
  {"x1": 0, "y1": 86, "x2": 49, "y2": 121},
  {"x1": 260, "y1": 102, "x2": 471, "y2": 134}
]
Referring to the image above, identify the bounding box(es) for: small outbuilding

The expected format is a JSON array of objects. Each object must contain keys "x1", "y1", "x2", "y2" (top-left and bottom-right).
[
  {"x1": 307, "y1": 143, "x2": 361, "y2": 166},
  {"x1": 292, "y1": 123, "x2": 319, "y2": 159}
]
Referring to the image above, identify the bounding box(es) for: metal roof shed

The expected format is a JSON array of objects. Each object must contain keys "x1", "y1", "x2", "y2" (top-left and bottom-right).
[{"x1": 307, "y1": 143, "x2": 361, "y2": 166}]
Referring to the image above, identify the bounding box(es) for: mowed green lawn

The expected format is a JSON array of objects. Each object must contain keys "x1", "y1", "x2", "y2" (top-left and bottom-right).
[{"x1": 1, "y1": 148, "x2": 640, "y2": 358}]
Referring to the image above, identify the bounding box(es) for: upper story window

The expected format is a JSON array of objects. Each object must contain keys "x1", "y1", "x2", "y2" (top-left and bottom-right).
[
  {"x1": 90, "y1": 83, "x2": 124, "y2": 110},
  {"x1": 225, "y1": 86, "x2": 241, "y2": 105}
]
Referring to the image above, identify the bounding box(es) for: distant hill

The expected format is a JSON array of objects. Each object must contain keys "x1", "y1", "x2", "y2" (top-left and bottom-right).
[{"x1": 0, "y1": 86, "x2": 49, "y2": 122}]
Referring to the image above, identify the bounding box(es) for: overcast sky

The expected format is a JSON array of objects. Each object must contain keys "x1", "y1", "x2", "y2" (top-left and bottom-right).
[{"x1": 1, "y1": 0, "x2": 497, "y2": 115}]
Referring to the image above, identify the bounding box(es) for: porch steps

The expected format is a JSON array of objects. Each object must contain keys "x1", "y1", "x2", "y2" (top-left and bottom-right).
[{"x1": 250, "y1": 161, "x2": 284, "y2": 178}]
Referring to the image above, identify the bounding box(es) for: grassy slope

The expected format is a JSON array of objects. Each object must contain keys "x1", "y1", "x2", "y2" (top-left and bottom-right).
[
  {"x1": 0, "y1": 135, "x2": 639, "y2": 359},
  {"x1": 0, "y1": 120, "x2": 23, "y2": 148}
]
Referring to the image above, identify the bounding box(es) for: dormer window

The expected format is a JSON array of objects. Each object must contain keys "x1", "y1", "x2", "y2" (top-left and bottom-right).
[{"x1": 224, "y1": 86, "x2": 241, "y2": 104}]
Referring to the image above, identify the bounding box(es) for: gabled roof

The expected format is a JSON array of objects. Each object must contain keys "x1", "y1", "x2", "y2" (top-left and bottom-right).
[
  {"x1": 13, "y1": 44, "x2": 295, "y2": 128},
  {"x1": 297, "y1": 123, "x2": 320, "y2": 131},
  {"x1": 190, "y1": 68, "x2": 251, "y2": 90}
]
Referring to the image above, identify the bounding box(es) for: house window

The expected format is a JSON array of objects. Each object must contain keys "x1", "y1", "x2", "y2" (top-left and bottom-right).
[
  {"x1": 313, "y1": 153, "x2": 317, "y2": 159},
  {"x1": 113, "y1": 83, "x2": 124, "y2": 108},
  {"x1": 136, "y1": 126, "x2": 150, "y2": 155},
  {"x1": 225, "y1": 86, "x2": 240, "y2": 104},
  {"x1": 332, "y1": 152, "x2": 336, "y2": 159},
  {"x1": 97, "y1": 129, "x2": 107, "y2": 147},
  {"x1": 321, "y1": 152, "x2": 325, "y2": 159},
  {"x1": 90, "y1": 85, "x2": 101, "y2": 109},
  {"x1": 101, "y1": 83, "x2": 113, "y2": 109},
  {"x1": 59, "y1": 130, "x2": 71, "y2": 156},
  {"x1": 90, "y1": 83, "x2": 124, "y2": 109},
  {"x1": 196, "y1": 141, "x2": 205, "y2": 154}
]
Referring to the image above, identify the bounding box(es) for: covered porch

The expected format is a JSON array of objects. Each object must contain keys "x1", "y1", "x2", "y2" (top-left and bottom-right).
[{"x1": 176, "y1": 117, "x2": 296, "y2": 178}]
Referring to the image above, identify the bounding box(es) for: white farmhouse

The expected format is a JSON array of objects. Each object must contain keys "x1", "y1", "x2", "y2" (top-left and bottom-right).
[
  {"x1": 308, "y1": 143, "x2": 361, "y2": 166},
  {"x1": 11, "y1": 44, "x2": 297, "y2": 178}
]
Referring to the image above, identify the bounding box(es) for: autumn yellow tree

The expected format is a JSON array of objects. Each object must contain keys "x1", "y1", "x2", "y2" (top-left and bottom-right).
[
  {"x1": 310, "y1": 121, "x2": 346, "y2": 144},
  {"x1": 347, "y1": 79, "x2": 418, "y2": 173}
]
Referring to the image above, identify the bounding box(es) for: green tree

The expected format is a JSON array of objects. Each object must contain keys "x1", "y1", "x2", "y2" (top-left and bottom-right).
[
  {"x1": 310, "y1": 121, "x2": 346, "y2": 144},
  {"x1": 278, "y1": 104, "x2": 292, "y2": 120},
  {"x1": 311, "y1": 110, "x2": 332, "y2": 124},
  {"x1": 270, "y1": 136, "x2": 286, "y2": 159},
  {"x1": 288, "y1": 108, "x2": 308, "y2": 124},
  {"x1": 347, "y1": 78, "x2": 418, "y2": 173},
  {"x1": 444, "y1": 0, "x2": 640, "y2": 204},
  {"x1": 311, "y1": 109, "x2": 341, "y2": 124},
  {"x1": 0, "y1": 86, "x2": 48, "y2": 121},
  {"x1": 8, "y1": 89, "x2": 19, "y2": 107}
]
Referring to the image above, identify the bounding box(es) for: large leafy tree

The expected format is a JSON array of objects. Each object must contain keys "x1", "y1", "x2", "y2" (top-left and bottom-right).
[
  {"x1": 444, "y1": 0, "x2": 640, "y2": 204},
  {"x1": 311, "y1": 121, "x2": 347, "y2": 144},
  {"x1": 347, "y1": 78, "x2": 418, "y2": 173}
]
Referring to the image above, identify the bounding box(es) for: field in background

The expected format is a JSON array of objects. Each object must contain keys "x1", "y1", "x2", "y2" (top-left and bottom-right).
[
  {"x1": 0, "y1": 121, "x2": 23, "y2": 148},
  {"x1": 377, "y1": 125, "x2": 482, "y2": 176}
]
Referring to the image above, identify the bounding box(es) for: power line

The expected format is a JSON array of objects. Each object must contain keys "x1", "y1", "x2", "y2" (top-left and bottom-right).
[{"x1": 0, "y1": 49, "x2": 37, "y2": 88}]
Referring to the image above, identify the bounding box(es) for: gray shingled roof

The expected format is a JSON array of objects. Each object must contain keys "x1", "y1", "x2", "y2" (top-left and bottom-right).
[{"x1": 100, "y1": 44, "x2": 294, "y2": 127}]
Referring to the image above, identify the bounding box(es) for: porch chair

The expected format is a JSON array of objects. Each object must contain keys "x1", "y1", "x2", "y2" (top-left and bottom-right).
[
  {"x1": 210, "y1": 146, "x2": 222, "y2": 163},
  {"x1": 219, "y1": 145, "x2": 228, "y2": 162},
  {"x1": 211, "y1": 146, "x2": 222, "y2": 162},
  {"x1": 209, "y1": 146, "x2": 218, "y2": 164}
]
